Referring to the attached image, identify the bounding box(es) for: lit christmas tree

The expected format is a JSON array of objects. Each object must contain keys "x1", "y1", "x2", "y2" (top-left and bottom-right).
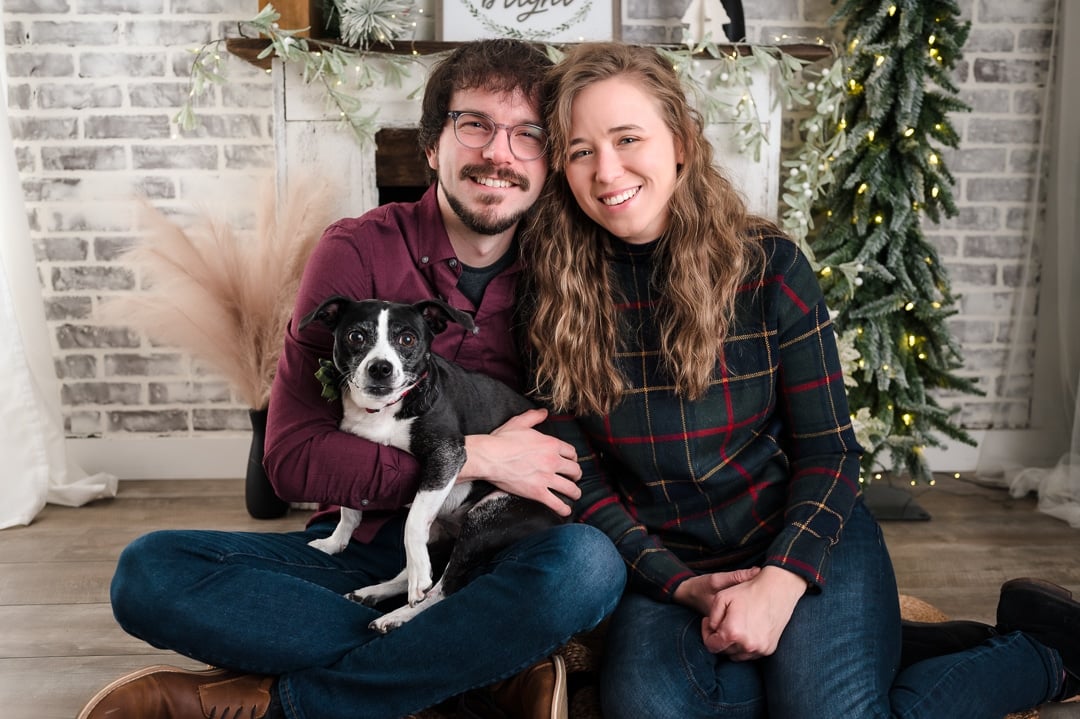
[{"x1": 811, "y1": 0, "x2": 979, "y2": 483}]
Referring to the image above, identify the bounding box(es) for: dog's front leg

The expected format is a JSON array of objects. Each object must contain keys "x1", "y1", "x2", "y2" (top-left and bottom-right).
[
  {"x1": 308, "y1": 507, "x2": 362, "y2": 555},
  {"x1": 402, "y1": 488, "x2": 448, "y2": 605}
]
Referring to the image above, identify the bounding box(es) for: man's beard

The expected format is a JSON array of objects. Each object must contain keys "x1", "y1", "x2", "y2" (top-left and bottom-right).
[{"x1": 442, "y1": 164, "x2": 531, "y2": 236}]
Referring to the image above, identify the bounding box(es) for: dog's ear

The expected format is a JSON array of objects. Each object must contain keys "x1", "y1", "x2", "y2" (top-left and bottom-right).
[
  {"x1": 415, "y1": 299, "x2": 478, "y2": 336},
  {"x1": 299, "y1": 296, "x2": 351, "y2": 331}
]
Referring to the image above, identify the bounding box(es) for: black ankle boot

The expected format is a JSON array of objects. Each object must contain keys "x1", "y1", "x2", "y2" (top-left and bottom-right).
[
  {"x1": 997, "y1": 578, "x2": 1080, "y2": 701},
  {"x1": 900, "y1": 619, "x2": 998, "y2": 669}
]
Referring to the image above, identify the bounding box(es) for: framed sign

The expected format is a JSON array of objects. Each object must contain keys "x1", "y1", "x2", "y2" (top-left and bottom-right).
[{"x1": 438, "y1": 0, "x2": 621, "y2": 43}]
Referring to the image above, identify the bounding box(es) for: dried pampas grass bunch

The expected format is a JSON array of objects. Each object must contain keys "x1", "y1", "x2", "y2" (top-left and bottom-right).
[{"x1": 103, "y1": 177, "x2": 338, "y2": 410}]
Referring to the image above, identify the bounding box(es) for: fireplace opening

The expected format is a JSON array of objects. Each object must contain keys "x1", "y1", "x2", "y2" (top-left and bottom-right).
[{"x1": 376, "y1": 128, "x2": 431, "y2": 205}]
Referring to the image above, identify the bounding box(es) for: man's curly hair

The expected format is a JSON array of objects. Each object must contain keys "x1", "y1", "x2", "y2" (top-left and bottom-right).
[{"x1": 416, "y1": 39, "x2": 552, "y2": 157}]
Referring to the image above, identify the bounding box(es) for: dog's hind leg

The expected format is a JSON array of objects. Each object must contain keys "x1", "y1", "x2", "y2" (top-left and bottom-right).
[
  {"x1": 308, "y1": 507, "x2": 363, "y2": 555},
  {"x1": 439, "y1": 493, "x2": 563, "y2": 597},
  {"x1": 346, "y1": 567, "x2": 409, "y2": 606},
  {"x1": 368, "y1": 580, "x2": 447, "y2": 634}
]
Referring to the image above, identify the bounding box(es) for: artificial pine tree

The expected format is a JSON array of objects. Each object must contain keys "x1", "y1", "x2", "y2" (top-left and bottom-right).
[{"x1": 811, "y1": 0, "x2": 980, "y2": 483}]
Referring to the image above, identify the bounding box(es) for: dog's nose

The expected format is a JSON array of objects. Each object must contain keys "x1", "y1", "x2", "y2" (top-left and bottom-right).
[{"x1": 367, "y1": 360, "x2": 394, "y2": 380}]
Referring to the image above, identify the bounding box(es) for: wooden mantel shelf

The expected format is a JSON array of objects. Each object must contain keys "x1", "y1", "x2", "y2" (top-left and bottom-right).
[
  {"x1": 224, "y1": 38, "x2": 472, "y2": 70},
  {"x1": 225, "y1": 37, "x2": 833, "y2": 71}
]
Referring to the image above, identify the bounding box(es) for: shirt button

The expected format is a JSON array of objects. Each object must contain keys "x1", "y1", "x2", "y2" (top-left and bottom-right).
[
  {"x1": 448, "y1": 258, "x2": 458, "y2": 268},
  {"x1": 420, "y1": 256, "x2": 429, "y2": 264},
  {"x1": 360, "y1": 499, "x2": 369, "y2": 506}
]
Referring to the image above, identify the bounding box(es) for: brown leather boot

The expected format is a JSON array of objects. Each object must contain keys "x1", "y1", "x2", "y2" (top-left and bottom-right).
[
  {"x1": 77, "y1": 665, "x2": 275, "y2": 719},
  {"x1": 457, "y1": 655, "x2": 568, "y2": 719}
]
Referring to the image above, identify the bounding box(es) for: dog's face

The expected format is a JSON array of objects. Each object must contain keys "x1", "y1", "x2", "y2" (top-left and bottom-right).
[{"x1": 300, "y1": 297, "x2": 476, "y2": 410}]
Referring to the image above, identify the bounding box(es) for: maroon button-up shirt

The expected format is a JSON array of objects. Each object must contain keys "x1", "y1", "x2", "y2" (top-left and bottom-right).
[{"x1": 264, "y1": 186, "x2": 524, "y2": 542}]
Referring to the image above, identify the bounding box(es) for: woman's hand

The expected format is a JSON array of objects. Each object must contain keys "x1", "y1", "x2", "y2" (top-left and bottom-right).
[
  {"x1": 460, "y1": 408, "x2": 582, "y2": 516},
  {"x1": 699, "y1": 565, "x2": 808, "y2": 661},
  {"x1": 673, "y1": 567, "x2": 762, "y2": 616}
]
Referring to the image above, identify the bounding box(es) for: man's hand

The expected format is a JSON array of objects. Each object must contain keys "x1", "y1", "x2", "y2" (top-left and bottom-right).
[
  {"x1": 460, "y1": 408, "x2": 582, "y2": 516},
  {"x1": 699, "y1": 565, "x2": 808, "y2": 661}
]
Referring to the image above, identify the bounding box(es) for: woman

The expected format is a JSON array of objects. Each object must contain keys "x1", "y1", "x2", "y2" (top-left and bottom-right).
[{"x1": 521, "y1": 41, "x2": 1077, "y2": 718}]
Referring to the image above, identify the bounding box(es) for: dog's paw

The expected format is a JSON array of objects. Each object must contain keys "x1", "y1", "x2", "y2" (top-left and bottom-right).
[
  {"x1": 369, "y1": 601, "x2": 426, "y2": 633},
  {"x1": 369, "y1": 615, "x2": 401, "y2": 634},
  {"x1": 308, "y1": 537, "x2": 348, "y2": 555},
  {"x1": 345, "y1": 588, "x2": 381, "y2": 607},
  {"x1": 406, "y1": 583, "x2": 432, "y2": 607},
  {"x1": 406, "y1": 566, "x2": 433, "y2": 606}
]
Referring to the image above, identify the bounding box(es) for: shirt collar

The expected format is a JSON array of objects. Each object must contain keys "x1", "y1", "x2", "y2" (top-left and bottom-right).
[{"x1": 412, "y1": 184, "x2": 459, "y2": 266}]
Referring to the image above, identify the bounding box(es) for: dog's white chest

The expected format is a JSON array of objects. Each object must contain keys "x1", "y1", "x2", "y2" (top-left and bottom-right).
[{"x1": 340, "y1": 409, "x2": 414, "y2": 452}]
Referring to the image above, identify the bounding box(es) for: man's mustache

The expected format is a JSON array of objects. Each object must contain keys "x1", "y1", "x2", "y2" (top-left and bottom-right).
[{"x1": 459, "y1": 164, "x2": 531, "y2": 192}]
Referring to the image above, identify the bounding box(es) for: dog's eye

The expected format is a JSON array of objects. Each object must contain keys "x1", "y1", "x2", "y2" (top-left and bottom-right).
[
  {"x1": 397, "y1": 331, "x2": 417, "y2": 348},
  {"x1": 346, "y1": 329, "x2": 365, "y2": 345}
]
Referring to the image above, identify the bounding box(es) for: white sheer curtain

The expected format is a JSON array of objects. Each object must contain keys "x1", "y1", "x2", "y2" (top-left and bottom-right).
[
  {"x1": 1, "y1": 9, "x2": 116, "y2": 530},
  {"x1": 981, "y1": 0, "x2": 1080, "y2": 528}
]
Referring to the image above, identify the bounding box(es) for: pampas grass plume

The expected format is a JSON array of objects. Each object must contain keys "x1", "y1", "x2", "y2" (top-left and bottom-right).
[{"x1": 102, "y1": 177, "x2": 338, "y2": 410}]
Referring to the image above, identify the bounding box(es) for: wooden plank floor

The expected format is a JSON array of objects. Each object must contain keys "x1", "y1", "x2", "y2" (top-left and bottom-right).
[
  {"x1": 0, "y1": 480, "x2": 304, "y2": 719},
  {"x1": 880, "y1": 476, "x2": 1080, "y2": 624},
  {"x1": 1, "y1": 475, "x2": 1078, "y2": 719}
]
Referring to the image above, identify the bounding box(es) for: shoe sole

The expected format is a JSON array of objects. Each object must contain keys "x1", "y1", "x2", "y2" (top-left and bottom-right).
[
  {"x1": 76, "y1": 665, "x2": 231, "y2": 719},
  {"x1": 551, "y1": 654, "x2": 568, "y2": 719}
]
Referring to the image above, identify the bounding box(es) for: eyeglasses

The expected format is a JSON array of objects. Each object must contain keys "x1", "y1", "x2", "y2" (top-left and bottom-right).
[{"x1": 447, "y1": 111, "x2": 548, "y2": 161}]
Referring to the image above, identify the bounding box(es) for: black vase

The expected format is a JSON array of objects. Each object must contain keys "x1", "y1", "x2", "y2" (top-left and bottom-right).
[
  {"x1": 245, "y1": 407, "x2": 289, "y2": 519},
  {"x1": 720, "y1": 0, "x2": 746, "y2": 42}
]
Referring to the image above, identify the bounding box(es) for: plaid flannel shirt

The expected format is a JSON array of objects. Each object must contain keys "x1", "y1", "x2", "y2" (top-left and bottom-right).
[{"x1": 543, "y1": 233, "x2": 863, "y2": 602}]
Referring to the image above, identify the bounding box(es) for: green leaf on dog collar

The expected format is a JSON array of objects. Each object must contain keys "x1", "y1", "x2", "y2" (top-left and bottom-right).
[{"x1": 315, "y1": 359, "x2": 342, "y2": 402}]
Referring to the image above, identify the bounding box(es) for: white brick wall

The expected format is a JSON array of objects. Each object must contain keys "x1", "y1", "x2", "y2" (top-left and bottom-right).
[
  {"x1": 2, "y1": 1, "x2": 1061, "y2": 470},
  {"x1": 5, "y1": 0, "x2": 273, "y2": 441},
  {"x1": 921, "y1": 0, "x2": 1056, "y2": 434}
]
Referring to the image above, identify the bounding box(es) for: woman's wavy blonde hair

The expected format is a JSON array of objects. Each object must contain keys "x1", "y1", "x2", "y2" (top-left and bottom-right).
[{"x1": 521, "y1": 42, "x2": 775, "y2": 416}]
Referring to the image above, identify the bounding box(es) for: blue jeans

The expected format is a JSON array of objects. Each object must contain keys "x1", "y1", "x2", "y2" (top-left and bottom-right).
[
  {"x1": 600, "y1": 500, "x2": 1063, "y2": 718},
  {"x1": 110, "y1": 517, "x2": 626, "y2": 719}
]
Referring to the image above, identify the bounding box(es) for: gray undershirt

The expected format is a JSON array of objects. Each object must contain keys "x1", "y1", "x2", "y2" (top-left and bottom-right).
[{"x1": 456, "y1": 242, "x2": 516, "y2": 307}]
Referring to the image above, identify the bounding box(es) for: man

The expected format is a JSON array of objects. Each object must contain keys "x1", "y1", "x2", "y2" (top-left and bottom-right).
[{"x1": 79, "y1": 39, "x2": 626, "y2": 719}]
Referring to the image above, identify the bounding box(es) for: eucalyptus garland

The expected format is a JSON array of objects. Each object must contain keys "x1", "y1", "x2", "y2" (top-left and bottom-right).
[{"x1": 176, "y1": 4, "x2": 425, "y2": 145}]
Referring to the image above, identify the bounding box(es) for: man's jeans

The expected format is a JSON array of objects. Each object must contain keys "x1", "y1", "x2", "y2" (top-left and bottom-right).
[
  {"x1": 110, "y1": 517, "x2": 626, "y2": 719},
  {"x1": 600, "y1": 500, "x2": 1064, "y2": 719}
]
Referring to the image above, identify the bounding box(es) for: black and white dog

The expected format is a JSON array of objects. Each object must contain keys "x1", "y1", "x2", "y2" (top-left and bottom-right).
[{"x1": 299, "y1": 296, "x2": 563, "y2": 633}]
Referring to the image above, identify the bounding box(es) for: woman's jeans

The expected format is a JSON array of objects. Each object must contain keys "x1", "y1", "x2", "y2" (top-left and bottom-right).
[
  {"x1": 110, "y1": 517, "x2": 626, "y2": 719},
  {"x1": 600, "y1": 500, "x2": 1064, "y2": 719}
]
